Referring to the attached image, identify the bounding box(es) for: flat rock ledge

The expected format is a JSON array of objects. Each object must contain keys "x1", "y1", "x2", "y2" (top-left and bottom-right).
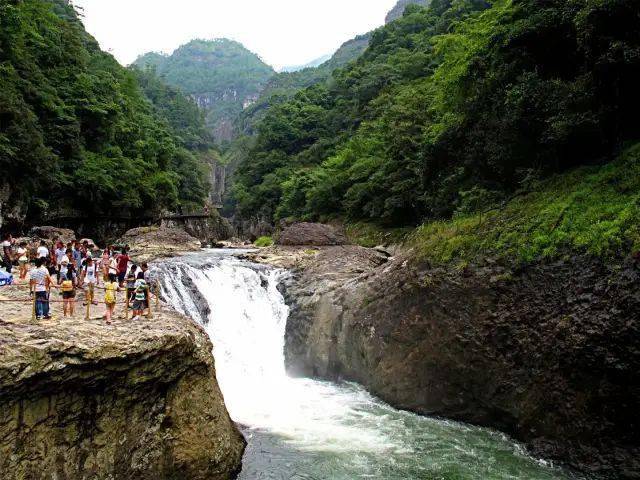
[
  {"x1": 0, "y1": 301, "x2": 245, "y2": 479},
  {"x1": 119, "y1": 226, "x2": 202, "y2": 263}
]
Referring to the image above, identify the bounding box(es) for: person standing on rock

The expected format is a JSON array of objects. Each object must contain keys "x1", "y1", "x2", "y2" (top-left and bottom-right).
[
  {"x1": 30, "y1": 258, "x2": 53, "y2": 320},
  {"x1": 116, "y1": 248, "x2": 130, "y2": 287},
  {"x1": 54, "y1": 241, "x2": 66, "y2": 277},
  {"x1": 103, "y1": 273, "x2": 120, "y2": 325},
  {"x1": 101, "y1": 247, "x2": 111, "y2": 281},
  {"x1": 81, "y1": 257, "x2": 99, "y2": 306},
  {"x1": 37, "y1": 240, "x2": 49, "y2": 262},
  {"x1": 17, "y1": 242, "x2": 28, "y2": 280},
  {"x1": 60, "y1": 270, "x2": 76, "y2": 317},
  {"x1": 72, "y1": 241, "x2": 82, "y2": 273},
  {"x1": 2, "y1": 234, "x2": 13, "y2": 273},
  {"x1": 131, "y1": 272, "x2": 147, "y2": 320}
]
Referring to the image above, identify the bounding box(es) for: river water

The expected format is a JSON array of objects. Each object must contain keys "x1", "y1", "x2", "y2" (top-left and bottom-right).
[{"x1": 157, "y1": 250, "x2": 578, "y2": 480}]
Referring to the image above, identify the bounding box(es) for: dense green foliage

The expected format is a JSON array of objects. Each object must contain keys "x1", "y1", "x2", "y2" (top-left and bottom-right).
[
  {"x1": 254, "y1": 235, "x2": 274, "y2": 247},
  {"x1": 232, "y1": 0, "x2": 640, "y2": 234},
  {"x1": 237, "y1": 34, "x2": 371, "y2": 136},
  {"x1": 220, "y1": 34, "x2": 371, "y2": 214},
  {"x1": 130, "y1": 67, "x2": 214, "y2": 206},
  {"x1": 410, "y1": 143, "x2": 640, "y2": 263},
  {"x1": 0, "y1": 0, "x2": 211, "y2": 221},
  {"x1": 134, "y1": 39, "x2": 274, "y2": 141}
]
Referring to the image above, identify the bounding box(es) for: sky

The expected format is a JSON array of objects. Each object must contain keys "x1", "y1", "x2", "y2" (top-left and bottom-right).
[{"x1": 71, "y1": 0, "x2": 399, "y2": 70}]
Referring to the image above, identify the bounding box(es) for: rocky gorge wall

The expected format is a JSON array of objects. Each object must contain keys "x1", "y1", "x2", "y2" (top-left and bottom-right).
[
  {"x1": 0, "y1": 308, "x2": 245, "y2": 479},
  {"x1": 282, "y1": 246, "x2": 640, "y2": 478}
]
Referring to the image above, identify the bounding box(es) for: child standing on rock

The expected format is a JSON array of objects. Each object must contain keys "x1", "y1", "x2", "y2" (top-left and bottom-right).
[
  {"x1": 131, "y1": 272, "x2": 147, "y2": 320},
  {"x1": 104, "y1": 273, "x2": 119, "y2": 325},
  {"x1": 60, "y1": 270, "x2": 75, "y2": 317}
]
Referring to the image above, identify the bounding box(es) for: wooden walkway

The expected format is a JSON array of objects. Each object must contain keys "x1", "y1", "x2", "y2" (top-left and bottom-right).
[{"x1": 44, "y1": 208, "x2": 224, "y2": 224}]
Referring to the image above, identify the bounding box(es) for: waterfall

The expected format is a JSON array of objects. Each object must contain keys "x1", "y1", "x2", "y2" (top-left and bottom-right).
[{"x1": 156, "y1": 250, "x2": 576, "y2": 480}]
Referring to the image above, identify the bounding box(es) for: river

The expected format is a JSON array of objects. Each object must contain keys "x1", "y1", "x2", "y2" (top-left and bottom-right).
[{"x1": 156, "y1": 249, "x2": 579, "y2": 480}]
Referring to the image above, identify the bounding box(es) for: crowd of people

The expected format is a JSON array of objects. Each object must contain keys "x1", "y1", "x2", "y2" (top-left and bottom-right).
[{"x1": 1, "y1": 234, "x2": 154, "y2": 324}]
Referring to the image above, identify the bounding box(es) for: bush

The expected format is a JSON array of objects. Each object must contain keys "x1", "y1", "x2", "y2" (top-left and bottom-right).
[
  {"x1": 410, "y1": 144, "x2": 640, "y2": 264},
  {"x1": 254, "y1": 236, "x2": 274, "y2": 247}
]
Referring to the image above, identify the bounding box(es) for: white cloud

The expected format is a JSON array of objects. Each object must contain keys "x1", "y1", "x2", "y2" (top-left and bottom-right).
[{"x1": 71, "y1": 0, "x2": 398, "y2": 69}]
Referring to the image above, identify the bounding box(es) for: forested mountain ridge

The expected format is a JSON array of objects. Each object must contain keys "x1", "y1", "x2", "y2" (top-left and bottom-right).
[
  {"x1": 0, "y1": 0, "x2": 211, "y2": 228},
  {"x1": 134, "y1": 39, "x2": 275, "y2": 143},
  {"x1": 220, "y1": 33, "x2": 372, "y2": 215},
  {"x1": 238, "y1": 34, "x2": 372, "y2": 136},
  {"x1": 231, "y1": 0, "x2": 640, "y2": 246}
]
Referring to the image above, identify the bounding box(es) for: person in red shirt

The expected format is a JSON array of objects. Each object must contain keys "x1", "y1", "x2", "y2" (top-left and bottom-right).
[{"x1": 116, "y1": 248, "x2": 130, "y2": 286}]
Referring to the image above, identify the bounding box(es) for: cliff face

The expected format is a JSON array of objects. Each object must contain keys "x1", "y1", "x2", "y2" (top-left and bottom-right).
[
  {"x1": 0, "y1": 310, "x2": 245, "y2": 479},
  {"x1": 283, "y1": 247, "x2": 640, "y2": 478}
]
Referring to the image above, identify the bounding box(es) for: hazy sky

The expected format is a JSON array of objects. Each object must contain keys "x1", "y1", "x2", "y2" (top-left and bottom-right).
[{"x1": 71, "y1": 0, "x2": 398, "y2": 70}]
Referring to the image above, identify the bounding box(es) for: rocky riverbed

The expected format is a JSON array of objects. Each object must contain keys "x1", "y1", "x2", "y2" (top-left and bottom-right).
[{"x1": 254, "y1": 243, "x2": 640, "y2": 479}]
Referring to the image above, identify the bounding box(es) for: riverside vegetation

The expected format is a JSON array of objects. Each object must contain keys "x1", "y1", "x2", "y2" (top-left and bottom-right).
[
  {"x1": 0, "y1": 0, "x2": 215, "y2": 226},
  {"x1": 231, "y1": 0, "x2": 640, "y2": 264}
]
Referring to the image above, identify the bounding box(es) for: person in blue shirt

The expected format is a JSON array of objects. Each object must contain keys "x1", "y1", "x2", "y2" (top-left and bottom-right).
[{"x1": 72, "y1": 241, "x2": 83, "y2": 273}]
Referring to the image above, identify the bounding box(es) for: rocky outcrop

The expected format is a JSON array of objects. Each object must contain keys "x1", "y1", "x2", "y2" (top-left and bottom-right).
[
  {"x1": 385, "y1": 0, "x2": 430, "y2": 23},
  {"x1": 0, "y1": 308, "x2": 245, "y2": 479},
  {"x1": 276, "y1": 222, "x2": 348, "y2": 246},
  {"x1": 29, "y1": 226, "x2": 76, "y2": 244},
  {"x1": 119, "y1": 226, "x2": 202, "y2": 262},
  {"x1": 161, "y1": 213, "x2": 233, "y2": 246},
  {"x1": 282, "y1": 247, "x2": 640, "y2": 478}
]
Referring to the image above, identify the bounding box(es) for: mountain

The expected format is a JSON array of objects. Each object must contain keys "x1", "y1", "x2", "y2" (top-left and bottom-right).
[
  {"x1": 231, "y1": 0, "x2": 640, "y2": 228},
  {"x1": 133, "y1": 39, "x2": 275, "y2": 143},
  {"x1": 385, "y1": 0, "x2": 430, "y2": 23},
  {"x1": 280, "y1": 54, "x2": 332, "y2": 73},
  {"x1": 220, "y1": 33, "x2": 372, "y2": 216},
  {"x1": 0, "y1": 0, "x2": 212, "y2": 228},
  {"x1": 238, "y1": 33, "x2": 371, "y2": 135}
]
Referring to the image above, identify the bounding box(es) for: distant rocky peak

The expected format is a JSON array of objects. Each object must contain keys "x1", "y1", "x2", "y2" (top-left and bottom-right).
[{"x1": 385, "y1": 0, "x2": 431, "y2": 23}]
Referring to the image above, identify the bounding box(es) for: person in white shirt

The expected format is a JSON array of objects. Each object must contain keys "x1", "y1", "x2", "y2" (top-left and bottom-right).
[
  {"x1": 30, "y1": 258, "x2": 52, "y2": 320},
  {"x1": 54, "y1": 242, "x2": 66, "y2": 266},
  {"x1": 36, "y1": 241, "x2": 49, "y2": 261},
  {"x1": 80, "y1": 257, "x2": 99, "y2": 305}
]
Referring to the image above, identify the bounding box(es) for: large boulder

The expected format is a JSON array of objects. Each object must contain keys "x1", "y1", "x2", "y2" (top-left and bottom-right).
[
  {"x1": 276, "y1": 222, "x2": 348, "y2": 246},
  {"x1": 0, "y1": 303, "x2": 245, "y2": 479},
  {"x1": 119, "y1": 226, "x2": 201, "y2": 262},
  {"x1": 28, "y1": 226, "x2": 76, "y2": 244},
  {"x1": 282, "y1": 249, "x2": 640, "y2": 478}
]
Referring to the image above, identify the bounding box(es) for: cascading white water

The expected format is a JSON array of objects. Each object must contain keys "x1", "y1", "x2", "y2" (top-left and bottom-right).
[{"x1": 157, "y1": 250, "x2": 578, "y2": 480}]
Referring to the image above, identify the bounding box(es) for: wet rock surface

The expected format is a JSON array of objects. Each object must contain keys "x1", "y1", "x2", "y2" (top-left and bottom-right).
[
  {"x1": 281, "y1": 247, "x2": 640, "y2": 478},
  {"x1": 0, "y1": 287, "x2": 245, "y2": 479}
]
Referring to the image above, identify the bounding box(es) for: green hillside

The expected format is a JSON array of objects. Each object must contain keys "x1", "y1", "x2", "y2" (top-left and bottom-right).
[
  {"x1": 0, "y1": 0, "x2": 211, "y2": 225},
  {"x1": 238, "y1": 34, "x2": 371, "y2": 136},
  {"x1": 410, "y1": 144, "x2": 640, "y2": 263},
  {"x1": 134, "y1": 39, "x2": 275, "y2": 142},
  {"x1": 231, "y1": 0, "x2": 640, "y2": 246}
]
